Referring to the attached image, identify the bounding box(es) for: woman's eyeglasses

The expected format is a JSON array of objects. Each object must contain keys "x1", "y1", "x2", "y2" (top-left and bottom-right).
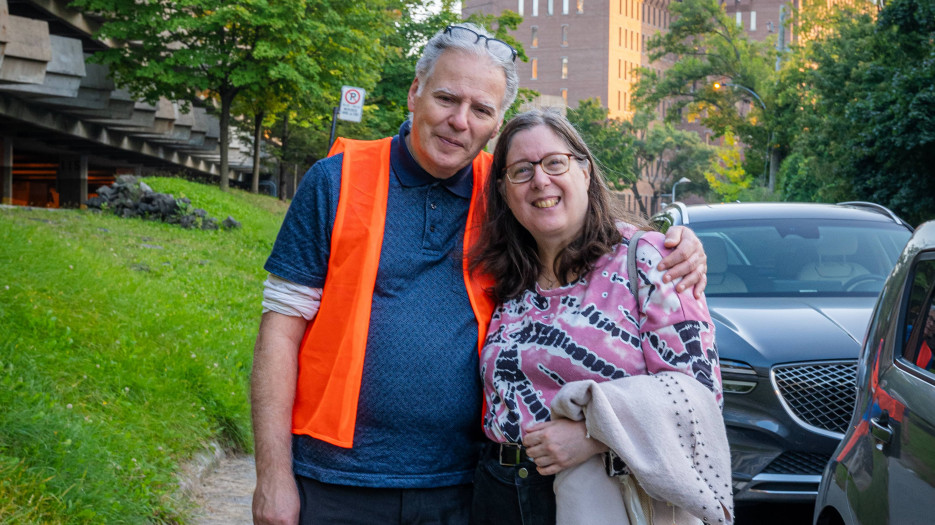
[
  {"x1": 444, "y1": 25, "x2": 518, "y2": 63},
  {"x1": 503, "y1": 153, "x2": 583, "y2": 184}
]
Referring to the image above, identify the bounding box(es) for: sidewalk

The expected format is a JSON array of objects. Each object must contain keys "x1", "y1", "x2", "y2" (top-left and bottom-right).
[{"x1": 191, "y1": 454, "x2": 255, "y2": 524}]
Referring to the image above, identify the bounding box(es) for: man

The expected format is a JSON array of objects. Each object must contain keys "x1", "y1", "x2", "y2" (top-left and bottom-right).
[{"x1": 252, "y1": 23, "x2": 707, "y2": 525}]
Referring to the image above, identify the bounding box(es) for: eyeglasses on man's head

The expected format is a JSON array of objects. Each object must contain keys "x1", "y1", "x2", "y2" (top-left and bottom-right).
[
  {"x1": 444, "y1": 25, "x2": 518, "y2": 63},
  {"x1": 503, "y1": 153, "x2": 585, "y2": 184}
]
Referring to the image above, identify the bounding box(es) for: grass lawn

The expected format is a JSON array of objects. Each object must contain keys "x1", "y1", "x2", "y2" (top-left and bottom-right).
[{"x1": 0, "y1": 178, "x2": 288, "y2": 523}]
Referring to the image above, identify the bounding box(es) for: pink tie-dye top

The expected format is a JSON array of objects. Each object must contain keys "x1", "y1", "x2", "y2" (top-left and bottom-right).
[{"x1": 481, "y1": 227, "x2": 723, "y2": 444}]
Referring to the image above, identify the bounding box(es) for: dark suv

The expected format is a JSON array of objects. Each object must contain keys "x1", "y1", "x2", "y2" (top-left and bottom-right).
[
  {"x1": 652, "y1": 202, "x2": 913, "y2": 503},
  {"x1": 813, "y1": 220, "x2": 935, "y2": 525}
]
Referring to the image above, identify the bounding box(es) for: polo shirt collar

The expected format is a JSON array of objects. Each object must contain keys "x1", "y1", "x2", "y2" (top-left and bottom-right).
[{"x1": 391, "y1": 121, "x2": 473, "y2": 199}]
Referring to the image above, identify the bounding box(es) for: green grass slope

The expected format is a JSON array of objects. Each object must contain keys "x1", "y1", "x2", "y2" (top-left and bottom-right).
[{"x1": 0, "y1": 178, "x2": 288, "y2": 523}]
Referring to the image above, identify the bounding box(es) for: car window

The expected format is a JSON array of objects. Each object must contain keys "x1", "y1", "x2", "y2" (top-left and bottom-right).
[
  {"x1": 690, "y1": 219, "x2": 912, "y2": 297},
  {"x1": 900, "y1": 257, "x2": 935, "y2": 374}
]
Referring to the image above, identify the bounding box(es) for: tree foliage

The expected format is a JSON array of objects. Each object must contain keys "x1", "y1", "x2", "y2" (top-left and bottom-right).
[
  {"x1": 633, "y1": 0, "x2": 775, "y2": 189},
  {"x1": 774, "y1": 0, "x2": 935, "y2": 224},
  {"x1": 567, "y1": 99, "x2": 637, "y2": 190},
  {"x1": 626, "y1": 111, "x2": 714, "y2": 200},
  {"x1": 74, "y1": 0, "x2": 392, "y2": 190},
  {"x1": 266, "y1": 2, "x2": 535, "y2": 173},
  {"x1": 704, "y1": 131, "x2": 750, "y2": 202}
]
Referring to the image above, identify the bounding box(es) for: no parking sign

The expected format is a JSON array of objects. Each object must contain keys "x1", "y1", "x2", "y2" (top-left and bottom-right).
[{"x1": 338, "y1": 86, "x2": 366, "y2": 122}]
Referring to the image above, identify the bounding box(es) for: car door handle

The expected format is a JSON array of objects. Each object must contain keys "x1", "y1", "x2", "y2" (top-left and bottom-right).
[{"x1": 870, "y1": 410, "x2": 893, "y2": 444}]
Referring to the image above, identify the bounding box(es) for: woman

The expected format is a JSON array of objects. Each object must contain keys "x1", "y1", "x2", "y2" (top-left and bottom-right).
[{"x1": 470, "y1": 109, "x2": 732, "y2": 525}]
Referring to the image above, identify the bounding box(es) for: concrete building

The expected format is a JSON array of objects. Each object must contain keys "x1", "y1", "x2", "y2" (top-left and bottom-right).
[{"x1": 0, "y1": 0, "x2": 263, "y2": 209}]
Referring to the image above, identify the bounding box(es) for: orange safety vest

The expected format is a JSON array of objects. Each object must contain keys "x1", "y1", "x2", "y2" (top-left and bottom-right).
[{"x1": 291, "y1": 136, "x2": 495, "y2": 448}]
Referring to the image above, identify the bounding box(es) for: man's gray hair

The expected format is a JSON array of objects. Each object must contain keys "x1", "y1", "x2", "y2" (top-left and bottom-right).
[{"x1": 415, "y1": 23, "x2": 519, "y2": 117}]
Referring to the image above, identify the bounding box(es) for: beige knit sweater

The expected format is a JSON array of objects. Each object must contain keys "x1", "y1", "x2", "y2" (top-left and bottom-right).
[{"x1": 551, "y1": 372, "x2": 734, "y2": 525}]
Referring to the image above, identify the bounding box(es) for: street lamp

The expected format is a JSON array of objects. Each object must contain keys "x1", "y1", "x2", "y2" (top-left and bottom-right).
[
  {"x1": 713, "y1": 82, "x2": 766, "y2": 112},
  {"x1": 671, "y1": 176, "x2": 691, "y2": 204},
  {"x1": 713, "y1": 81, "x2": 775, "y2": 191}
]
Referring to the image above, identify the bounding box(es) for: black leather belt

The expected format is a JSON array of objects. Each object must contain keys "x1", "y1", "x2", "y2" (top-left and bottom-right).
[{"x1": 489, "y1": 442, "x2": 531, "y2": 466}]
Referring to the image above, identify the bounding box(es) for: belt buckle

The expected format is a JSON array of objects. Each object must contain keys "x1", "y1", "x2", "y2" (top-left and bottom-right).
[{"x1": 499, "y1": 442, "x2": 522, "y2": 466}]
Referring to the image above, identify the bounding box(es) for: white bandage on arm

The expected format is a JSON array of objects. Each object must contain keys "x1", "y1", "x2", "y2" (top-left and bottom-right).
[{"x1": 261, "y1": 274, "x2": 323, "y2": 321}]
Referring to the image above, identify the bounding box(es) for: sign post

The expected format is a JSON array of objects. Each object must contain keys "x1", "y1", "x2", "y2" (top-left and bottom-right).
[{"x1": 328, "y1": 86, "x2": 366, "y2": 151}]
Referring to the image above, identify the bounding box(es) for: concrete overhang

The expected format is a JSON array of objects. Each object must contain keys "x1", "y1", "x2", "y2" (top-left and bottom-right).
[
  {"x1": 0, "y1": 34, "x2": 84, "y2": 97},
  {"x1": 1, "y1": 92, "x2": 221, "y2": 177},
  {"x1": 0, "y1": 14, "x2": 52, "y2": 84},
  {"x1": 67, "y1": 87, "x2": 135, "y2": 119},
  {"x1": 33, "y1": 57, "x2": 111, "y2": 109}
]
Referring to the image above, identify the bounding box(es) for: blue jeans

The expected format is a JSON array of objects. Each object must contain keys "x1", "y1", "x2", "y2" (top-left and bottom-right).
[
  {"x1": 295, "y1": 475, "x2": 472, "y2": 525},
  {"x1": 471, "y1": 444, "x2": 556, "y2": 525}
]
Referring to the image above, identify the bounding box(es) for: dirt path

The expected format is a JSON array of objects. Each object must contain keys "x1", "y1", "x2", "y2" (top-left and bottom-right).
[{"x1": 190, "y1": 454, "x2": 255, "y2": 525}]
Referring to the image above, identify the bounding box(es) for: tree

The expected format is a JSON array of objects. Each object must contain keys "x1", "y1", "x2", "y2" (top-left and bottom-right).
[
  {"x1": 567, "y1": 99, "x2": 637, "y2": 188},
  {"x1": 566, "y1": 99, "x2": 652, "y2": 213},
  {"x1": 625, "y1": 111, "x2": 714, "y2": 202},
  {"x1": 73, "y1": 0, "x2": 391, "y2": 190},
  {"x1": 633, "y1": 0, "x2": 775, "y2": 188},
  {"x1": 231, "y1": 86, "x2": 287, "y2": 194},
  {"x1": 704, "y1": 131, "x2": 750, "y2": 202},
  {"x1": 774, "y1": 0, "x2": 935, "y2": 224}
]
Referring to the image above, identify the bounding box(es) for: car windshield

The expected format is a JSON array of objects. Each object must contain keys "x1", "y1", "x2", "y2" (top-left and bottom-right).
[{"x1": 692, "y1": 218, "x2": 912, "y2": 297}]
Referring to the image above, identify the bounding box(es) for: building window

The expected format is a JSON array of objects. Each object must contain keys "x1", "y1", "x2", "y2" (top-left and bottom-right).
[
  {"x1": 750, "y1": 11, "x2": 757, "y2": 31},
  {"x1": 518, "y1": 0, "x2": 524, "y2": 16},
  {"x1": 532, "y1": 26, "x2": 539, "y2": 47},
  {"x1": 736, "y1": 12, "x2": 742, "y2": 27},
  {"x1": 533, "y1": 0, "x2": 539, "y2": 17},
  {"x1": 561, "y1": 57, "x2": 568, "y2": 79},
  {"x1": 577, "y1": 0, "x2": 584, "y2": 14},
  {"x1": 564, "y1": 0, "x2": 569, "y2": 14},
  {"x1": 618, "y1": 27, "x2": 622, "y2": 47},
  {"x1": 561, "y1": 24, "x2": 569, "y2": 46},
  {"x1": 617, "y1": 91, "x2": 621, "y2": 111},
  {"x1": 618, "y1": 59, "x2": 622, "y2": 79},
  {"x1": 548, "y1": 0, "x2": 554, "y2": 15},
  {"x1": 561, "y1": 88, "x2": 568, "y2": 104},
  {"x1": 531, "y1": 58, "x2": 538, "y2": 79}
]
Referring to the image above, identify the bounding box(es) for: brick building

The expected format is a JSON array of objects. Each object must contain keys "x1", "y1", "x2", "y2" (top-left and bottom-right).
[
  {"x1": 463, "y1": 0, "x2": 795, "y2": 118},
  {"x1": 464, "y1": 0, "x2": 676, "y2": 120}
]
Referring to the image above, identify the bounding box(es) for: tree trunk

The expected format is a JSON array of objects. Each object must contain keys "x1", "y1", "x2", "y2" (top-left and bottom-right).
[
  {"x1": 630, "y1": 179, "x2": 648, "y2": 218},
  {"x1": 279, "y1": 112, "x2": 290, "y2": 202},
  {"x1": 219, "y1": 89, "x2": 238, "y2": 191},
  {"x1": 251, "y1": 110, "x2": 265, "y2": 194}
]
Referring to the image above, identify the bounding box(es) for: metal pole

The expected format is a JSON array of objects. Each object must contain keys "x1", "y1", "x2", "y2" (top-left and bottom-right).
[
  {"x1": 328, "y1": 106, "x2": 339, "y2": 152},
  {"x1": 671, "y1": 177, "x2": 690, "y2": 204}
]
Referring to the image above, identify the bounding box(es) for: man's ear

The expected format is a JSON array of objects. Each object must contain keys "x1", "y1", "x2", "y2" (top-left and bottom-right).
[
  {"x1": 407, "y1": 78, "x2": 420, "y2": 112},
  {"x1": 491, "y1": 118, "x2": 503, "y2": 139}
]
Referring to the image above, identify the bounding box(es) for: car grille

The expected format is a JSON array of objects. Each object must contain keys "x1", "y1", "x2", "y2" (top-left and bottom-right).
[
  {"x1": 771, "y1": 361, "x2": 857, "y2": 437},
  {"x1": 761, "y1": 451, "x2": 831, "y2": 475}
]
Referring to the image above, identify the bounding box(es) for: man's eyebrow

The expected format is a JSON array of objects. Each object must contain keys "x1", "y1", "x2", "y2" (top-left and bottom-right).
[
  {"x1": 433, "y1": 87, "x2": 497, "y2": 113},
  {"x1": 432, "y1": 88, "x2": 460, "y2": 99}
]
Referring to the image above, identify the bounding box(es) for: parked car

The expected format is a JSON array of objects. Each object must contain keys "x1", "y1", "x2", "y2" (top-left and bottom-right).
[
  {"x1": 651, "y1": 202, "x2": 913, "y2": 503},
  {"x1": 813, "y1": 220, "x2": 935, "y2": 525}
]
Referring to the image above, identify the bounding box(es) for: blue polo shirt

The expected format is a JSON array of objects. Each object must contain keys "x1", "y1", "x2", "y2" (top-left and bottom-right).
[{"x1": 264, "y1": 122, "x2": 485, "y2": 488}]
